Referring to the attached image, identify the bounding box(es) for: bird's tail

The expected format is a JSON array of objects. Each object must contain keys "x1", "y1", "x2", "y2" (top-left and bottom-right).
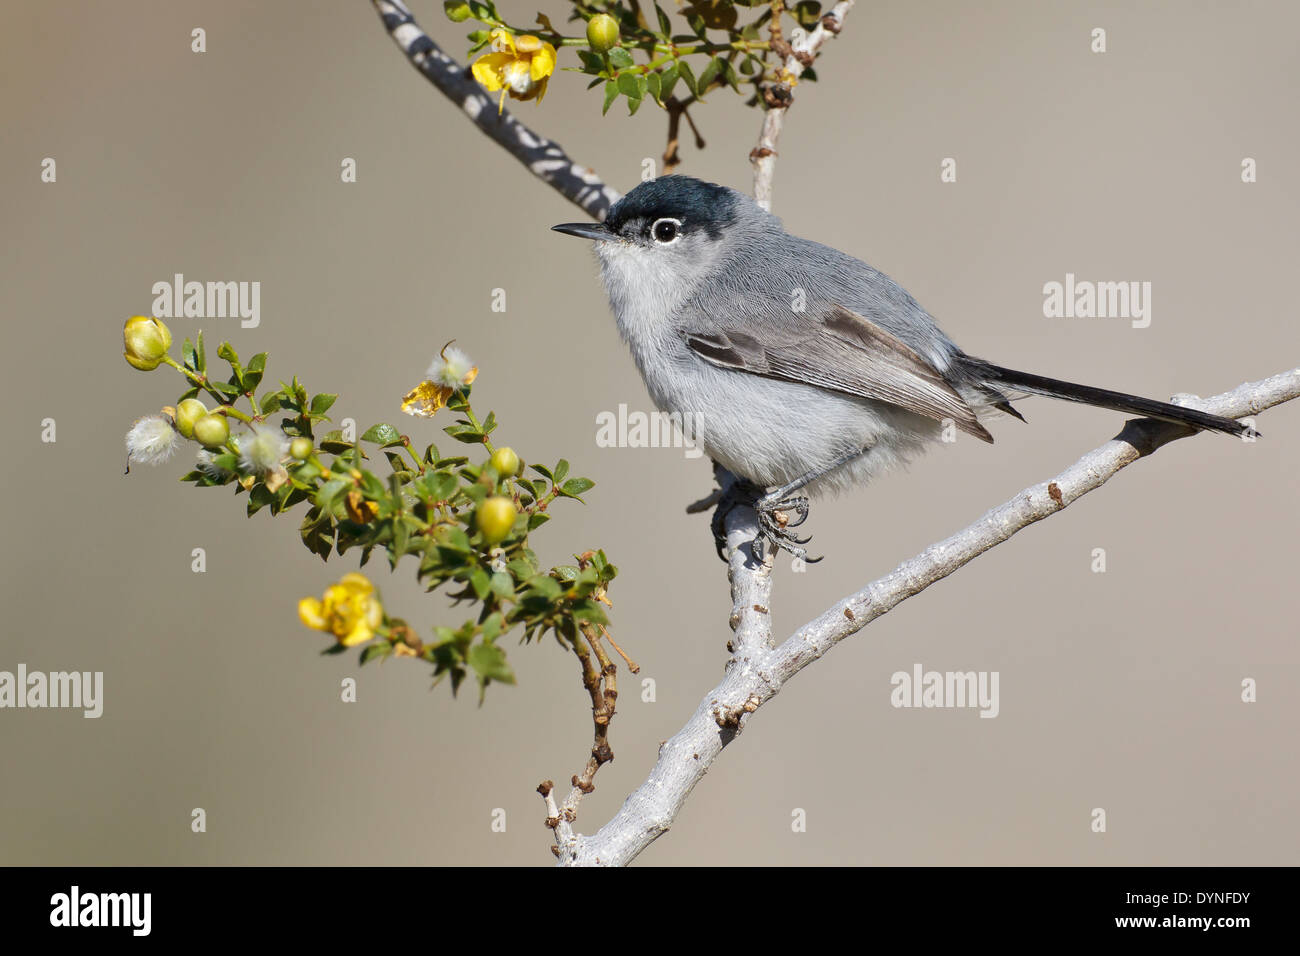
[{"x1": 962, "y1": 358, "x2": 1259, "y2": 439}]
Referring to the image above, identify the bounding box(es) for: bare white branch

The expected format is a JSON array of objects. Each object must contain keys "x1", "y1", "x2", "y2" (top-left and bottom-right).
[
  {"x1": 559, "y1": 367, "x2": 1300, "y2": 866},
  {"x1": 751, "y1": 1, "x2": 856, "y2": 209}
]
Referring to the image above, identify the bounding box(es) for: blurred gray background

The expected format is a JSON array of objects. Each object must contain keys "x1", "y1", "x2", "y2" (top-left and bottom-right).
[{"x1": 1, "y1": 0, "x2": 1296, "y2": 866}]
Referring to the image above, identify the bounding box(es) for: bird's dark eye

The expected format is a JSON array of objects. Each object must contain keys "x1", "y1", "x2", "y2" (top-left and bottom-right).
[{"x1": 651, "y1": 218, "x2": 681, "y2": 244}]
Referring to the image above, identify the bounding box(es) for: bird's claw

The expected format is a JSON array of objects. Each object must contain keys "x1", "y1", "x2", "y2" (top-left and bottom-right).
[
  {"x1": 755, "y1": 493, "x2": 821, "y2": 563},
  {"x1": 697, "y1": 471, "x2": 822, "y2": 564}
]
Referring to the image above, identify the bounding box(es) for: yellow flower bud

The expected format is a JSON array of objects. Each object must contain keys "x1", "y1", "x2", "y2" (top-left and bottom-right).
[
  {"x1": 289, "y1": 437, "x2": 314, "y2": 460},
  {"x1": 192, "y1": 413, "x2": 230, "y2": 449},
  {"x1": 123, "y1": 315, "x2": 173, "y2": 371},
  {"x1": 490, "y1": 446, "x2": 522, "y2": 478},
  {"x1": 174, "y1": 398, "x2": 208, "y2": 439},
  {"x1": 476, "y1": 496, "x2": 517, "y2": 545},
  {"x1": 587, "y1": 13, "x2": 620, "y2": 53}
]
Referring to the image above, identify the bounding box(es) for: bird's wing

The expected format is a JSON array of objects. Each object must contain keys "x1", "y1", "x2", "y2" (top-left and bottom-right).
[{"x1": 685, "y1": 303, "x2": 994, "y2": 442}]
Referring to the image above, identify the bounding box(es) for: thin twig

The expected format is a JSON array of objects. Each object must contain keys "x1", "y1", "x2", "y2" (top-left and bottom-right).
[{"x1": 750, "y1": 1, "x2": 855, "y2": 209}]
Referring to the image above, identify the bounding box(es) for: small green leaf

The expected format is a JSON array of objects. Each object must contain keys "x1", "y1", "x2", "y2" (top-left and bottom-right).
[
  {"x1": 319, "y1": 430, "x2": 353, "y2": 454},
  {"x1": 659, "y1": 63, "x2": 679, "y2": 100},
  {"x1": 677, "y1": 59, "x2": 698, "y2": 96},
  {"x1": 723, "y1": 59, "x2": 741, "y2": 92},
  {"x1": 360, "y1": 643, "x2": 391, "y2": 664},
  {"x1": 468, "y1": 641, "x2": 516, "y2": 685},
  {"x1": 361, "y1": 423, "x2": 402, "y2": 445},
  {"x1": 469, "y1": 567, "x2": 491, "y2": 600},
  {"x1": 601, "y1": 79, "x2": 619, "y2": 115},
  {"x1": 608, "y1": 47, "x2": 634, "y2": 70},
  {"x1": 310, "y1": 393, "x2": 337, "y2": 416},
  {"x1": 315, "y1": 478, "x2": 350, "y2": 511},
  {"x1": 617, "y1": 70, "x2": 643, "y2": 99},
  {"x1": 697, "y1": 56, "x2": 723, "y2": 92},
  {"x1": 655, "y1": 3, "x2": 672, "y2": 37},
  {"x1": 420, "y1": 471, "x2": 458, "y2": 501},
  {"x1": 444, "y1": 423, "x2": 484, "y2": 444},
  {"x1": 560, "y1": 477, "x2": 595, "y2": 498}
]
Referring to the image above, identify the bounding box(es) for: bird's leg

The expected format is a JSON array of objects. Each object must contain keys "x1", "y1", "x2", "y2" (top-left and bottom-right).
[
  {"x1": 753, "y1": 446, "x2": 871, "y2": 563},
  {"x1": 705, "y1": 473, "x2": 767, "y2": 562}
]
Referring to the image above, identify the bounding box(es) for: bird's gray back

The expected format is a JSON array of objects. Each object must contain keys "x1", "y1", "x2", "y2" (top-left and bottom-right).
[{"x1": 681, "y1": 227, "x2": 962, "y2": 375}]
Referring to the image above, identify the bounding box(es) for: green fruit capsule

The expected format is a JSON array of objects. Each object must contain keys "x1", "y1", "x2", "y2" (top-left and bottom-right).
[
  {"x1": 490, "y1": 446, "x2": 521, "y2": 478},
  {"x1": 476, "y1": 496, "x2": 517, "y2": 545},
  {"x1": 174, "y1": 398, "x2": 208, "y2": 439},
  {"x1": 586, "y1": 13, "x2": 620, "y2": 54},
  {"x1": 193, "y1": 414, "x2": 230, "y2": 449}
]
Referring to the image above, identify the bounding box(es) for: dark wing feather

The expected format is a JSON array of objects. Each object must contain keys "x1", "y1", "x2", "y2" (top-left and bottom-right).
[{"x1": 685, "y1": 304, "x2": 994, "y2": 442}]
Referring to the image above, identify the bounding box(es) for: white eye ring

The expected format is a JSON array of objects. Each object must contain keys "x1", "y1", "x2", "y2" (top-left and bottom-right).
[{"x1": 651, "y1": 217, "x2": 682, "y2": 244}]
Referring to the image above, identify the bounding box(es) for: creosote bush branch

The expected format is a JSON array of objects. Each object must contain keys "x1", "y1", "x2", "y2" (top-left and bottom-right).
[
  {"x1": 122, "y1": 315, "x2": 622, "y2": 720},
  {"x1": 371, "y1": 0, "x2": 856, "y2": 214}
]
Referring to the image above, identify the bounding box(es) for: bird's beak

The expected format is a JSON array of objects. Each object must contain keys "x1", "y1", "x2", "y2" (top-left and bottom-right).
[{"x1": 551, "y1": 221, "x2": 612, "y2": 241}]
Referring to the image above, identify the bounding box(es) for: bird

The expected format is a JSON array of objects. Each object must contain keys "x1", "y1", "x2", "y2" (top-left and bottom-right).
[{"x1": 552, "y1": 175, "x2": 1256, "y2": 560}]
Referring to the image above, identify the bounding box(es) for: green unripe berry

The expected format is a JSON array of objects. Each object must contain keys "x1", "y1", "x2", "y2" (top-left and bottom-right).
[
  {"x1": 490, "y1": 446, "x2": 522, "y2": 478},
  {"x1": 476, "y1": 496, "x2": 517, "y2": 545},
  {"x1": 174, "y1": 398, "x2": 208, "y2": 439},
  {"x1": 443, "y1": 0, "x2": 472, "y2": 22},
  {"x1": 193, "y1": 413, "x2": 230, "y2": 449},
  {"x1": 290, "y1": 437, "x2": 314, "y2": 461},
  {"x1": 586, "y1": 14, "x2": 620, "y2": 54}
]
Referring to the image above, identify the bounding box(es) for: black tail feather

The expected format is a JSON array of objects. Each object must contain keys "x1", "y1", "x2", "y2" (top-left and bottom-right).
[{"x1": 966, "y1": 360, "x2": 1258, "y2": 439}]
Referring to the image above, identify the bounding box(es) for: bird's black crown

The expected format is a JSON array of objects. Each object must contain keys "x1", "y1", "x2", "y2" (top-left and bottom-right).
[{"x1": 605, "y1": 175, "x2": 741, "y2": 238}]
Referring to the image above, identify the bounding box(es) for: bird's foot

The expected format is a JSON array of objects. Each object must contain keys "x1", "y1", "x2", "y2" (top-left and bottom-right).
[
  {"x1": 708, "y1": 477, "x2": 767, "y2": 561},
  {"x1": 754, "y1": 491, "x2": 821, "y2": 563}
]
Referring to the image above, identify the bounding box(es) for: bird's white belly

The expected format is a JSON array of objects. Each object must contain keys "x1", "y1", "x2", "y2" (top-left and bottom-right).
[{"x1": 639, "y1": 349, "x2": 939, "y2": 496}]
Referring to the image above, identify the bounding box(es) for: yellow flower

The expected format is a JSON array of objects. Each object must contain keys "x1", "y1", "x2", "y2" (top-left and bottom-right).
[
  {"x1": 471, "y1": 30, "x2": 557, "y2": 114},
  {"x1": 298, "y1": 572, "x2": 384, "y2": 647}
]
